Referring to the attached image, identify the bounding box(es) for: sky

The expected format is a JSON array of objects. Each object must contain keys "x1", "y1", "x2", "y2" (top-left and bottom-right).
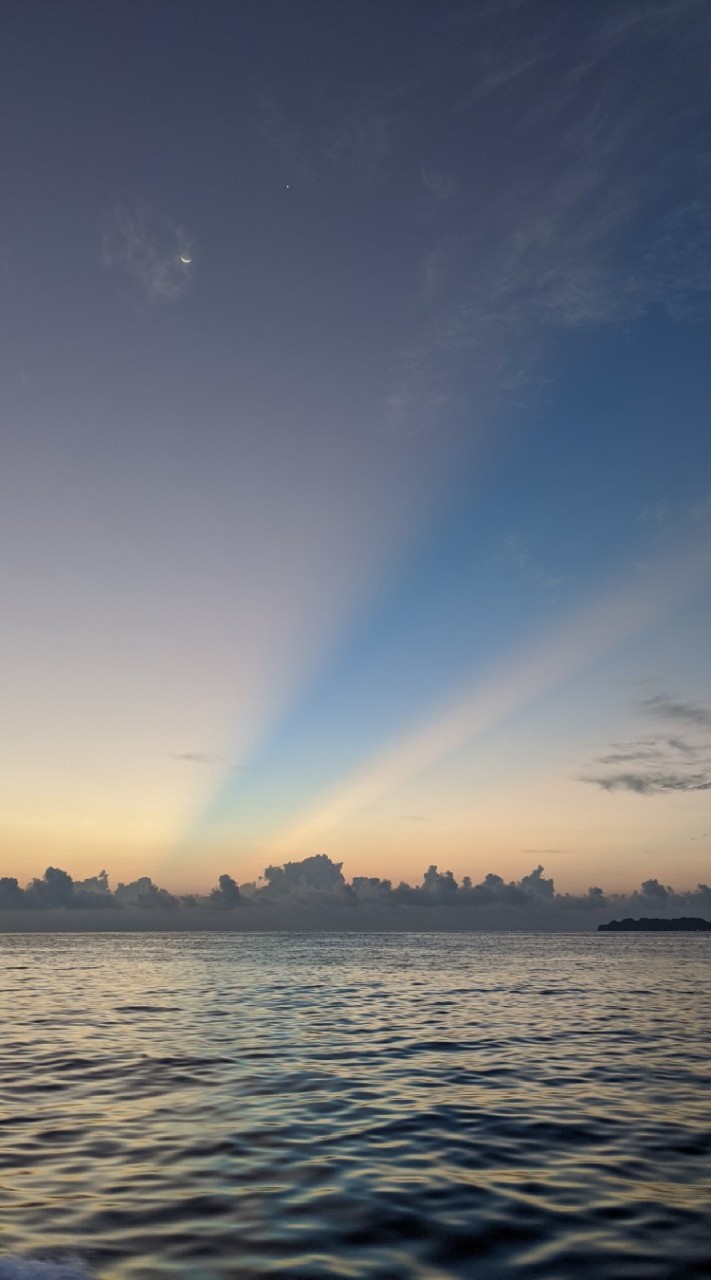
[{"x1": 2, "y1": 0, "x2": 711, "y2": 898}]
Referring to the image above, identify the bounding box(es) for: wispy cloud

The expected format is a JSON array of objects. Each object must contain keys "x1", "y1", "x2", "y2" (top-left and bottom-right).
[
  {"x1": 494, "y1": 533, "x2": 568, "y2": 590},
  {"x1": 597, "y1": 736, "x2": 698, "y2": 765},
  {"x1": 639, "y1": 493, "x2": 711, "y2": 539},
  {"x1": 169, "y1": 752, "x2": 220, "y2": 765},
  {"x1": 102, "y1": 204, "x2": 195, "y2": 305},
  {"x1": 521, "y1": 848, "x2": 573, "y2": 855},
  {"x1": 586, "y1": 692, "x2": 711, "y2": 795},
  {"x1": 588, "y1": 771, "x2": 711, "y2": 795},
  {"x1": 420, "y1": 167, "x2": 457, "y2": 203},
  {"x1": 642, "y1": 695, "x2": 711, "y2": 731},
  {"x1": 386, "y1": 1, "x2": 711, "y2": 425},
  {"x1": 691, "y1": 495, "x2": 711, "y2": 522},
  {"x1": 321, "y1": 81, "x2": 404, "y2": 185},
  {"x1": 258, "y1": 78, "x2": 404, "y2": 188},
  {"x1": 257, "y1": 94, "x2": 315, "y2": 182}
]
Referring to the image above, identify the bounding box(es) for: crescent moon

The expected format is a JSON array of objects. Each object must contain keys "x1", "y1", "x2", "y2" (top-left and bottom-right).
[{"x1": 180, "y1": 254, "x2": 192, "y2": 265}]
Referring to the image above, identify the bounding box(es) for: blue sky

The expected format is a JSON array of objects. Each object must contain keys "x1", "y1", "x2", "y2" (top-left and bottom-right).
[{"x1": 1, "y1": 0, "x2": 710, "y2": 892}]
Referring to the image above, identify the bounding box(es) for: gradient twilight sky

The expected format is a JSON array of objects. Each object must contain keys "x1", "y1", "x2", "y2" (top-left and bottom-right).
[{"x1": 2, "y1": 0, "x2": 711, "y2": 894}]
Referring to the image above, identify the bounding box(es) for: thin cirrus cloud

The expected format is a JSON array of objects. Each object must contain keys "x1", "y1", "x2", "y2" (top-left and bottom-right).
[
  {"x1": 102, "y1": 203, "x2": 194, "y2": 305},
  {"x1": 494, "y1": 534, "x2": 568, "y2": 592},
  {"x1": 383, "y1": 2, "x2": 711, "y2": 429},
  {"x1": 259, "y1": 78, "x2": 401, "y2": 189},
  {"x1": 252, "y1": 4, "x2": 711, "y2": 441}
]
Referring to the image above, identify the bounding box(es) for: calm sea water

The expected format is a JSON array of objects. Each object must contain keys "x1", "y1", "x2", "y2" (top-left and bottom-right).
[{"x1": 0, "y1": 932, "x2": 709, "y2": 1280}]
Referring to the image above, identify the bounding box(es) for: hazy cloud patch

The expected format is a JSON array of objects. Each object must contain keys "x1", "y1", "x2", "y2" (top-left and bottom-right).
[
  {"x1": 257, "y1": 93, "x2": 315, "y2": 182},
  {"x1": 170, "y1": 752, "x2": 220, "y2": 765},
  {"x1": 597, "y1": 745, "x2": 664, "y2": 765},
  {"x1": 421, "y1": 167, "x2": 457, "y2": 203},
  {"x1": 495, "y1": 533, "x2": 568, "y2": 591},
  {"x1": 521, "y1": 847, "x2": 573, "y2": 855},
  {"x1": 642, "y1": 694, "x2": 711, "y2": 730},
  {"x1": 102, "y1": 203, "x2": 194, "y2": 305},
  {"x1": 690, "y1": 494, "x2": 711, "y2": 522}
]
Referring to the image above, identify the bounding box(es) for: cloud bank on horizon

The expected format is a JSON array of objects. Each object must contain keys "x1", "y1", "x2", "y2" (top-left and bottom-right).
[{"x1": 1, "y1": 855, "x2": 710, "y2": 933}]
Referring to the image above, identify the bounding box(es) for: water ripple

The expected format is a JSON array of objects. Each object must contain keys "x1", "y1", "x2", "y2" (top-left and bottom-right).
[{"x1": 0, "y1": 932, "x2": 709, "y2": 1278}]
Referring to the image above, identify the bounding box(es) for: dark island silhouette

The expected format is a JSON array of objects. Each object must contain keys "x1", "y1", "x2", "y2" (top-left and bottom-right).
[{"x1": 598, "y1": 917, "x2": 711, "y2": 932}]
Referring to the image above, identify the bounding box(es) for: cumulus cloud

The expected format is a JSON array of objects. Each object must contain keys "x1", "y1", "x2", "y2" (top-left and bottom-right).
[
  {"x1": 102, "y1": 203, "x2": 194, "y2": 305},
  {"x1": 260, "y1": 853, "x2": 346, "y2": 901},
  {"x1": 210, "y1": 873, "x2": 241, "y2": 907},
  {"x1": 113, "y1": 876, "x2": 177, "y2": 909},
  {"x1": 3, "y1": 867, "x2": 116, "y2": 910},
  {"x1": 1, "y1": 856, "x2": 710, "y2": 931}
]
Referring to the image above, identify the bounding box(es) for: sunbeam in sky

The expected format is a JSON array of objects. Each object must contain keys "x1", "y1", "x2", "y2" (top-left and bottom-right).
[
  {"x1": 265, "y1": 528, "x2": 711, "y2": 869},
  {"x1": 1, "y1": 0, "x2": 711, "y2": 893}
]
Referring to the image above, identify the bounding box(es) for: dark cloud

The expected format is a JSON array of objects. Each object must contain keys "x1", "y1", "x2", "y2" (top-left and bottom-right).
[
  {"x1": 586, "y1": 693, "x2": 711, "y2": 795},
  {"x1": 210, "y1": 874, "x2": 241, "y2": 907},
  {"x1": 0, "y1": 878, "x2": 25, "y2": 909},
  {"x1": 114, "y1": 877, "x2": 177, "y2": 909},
  {"x1": 586, "y1": 771, "x2": 711, "y2": 795},
  {"x1": 261, "y1": 854, "x2": 346, "y2": 901},
  {"x1": 2, "y1": 857, "x2": 710, "y2": 931},
  {"x1": 14, "y1": 867, "x2": 116, "y2": 910}
]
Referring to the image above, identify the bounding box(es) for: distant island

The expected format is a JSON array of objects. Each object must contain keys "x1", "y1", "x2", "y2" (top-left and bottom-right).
[{"x1": 598, "y1": 917, "x2": 711, "y2": 932}]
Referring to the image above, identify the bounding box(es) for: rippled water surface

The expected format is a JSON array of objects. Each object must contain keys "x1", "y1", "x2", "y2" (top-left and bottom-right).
[{"x1": 0, "y1": 932, "x2": 709, "y2": 1279}]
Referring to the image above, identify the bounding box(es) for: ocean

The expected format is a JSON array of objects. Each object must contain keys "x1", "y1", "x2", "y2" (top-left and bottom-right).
[{"x1": 0, "y1": 932, "x2": 709, "y2": 1279}]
